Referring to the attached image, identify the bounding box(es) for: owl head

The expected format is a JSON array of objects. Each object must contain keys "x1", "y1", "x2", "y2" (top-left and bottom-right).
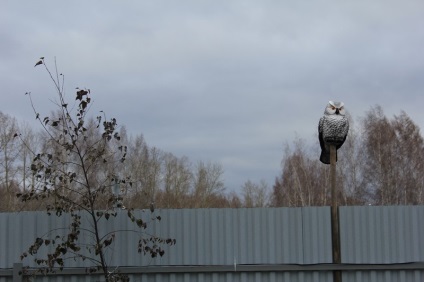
[{"x1": 325, "y1": 101, "x2": 346, "y2": 116}]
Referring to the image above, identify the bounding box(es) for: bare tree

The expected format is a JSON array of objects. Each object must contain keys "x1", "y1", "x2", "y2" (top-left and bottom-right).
[
  {"x1": 337, "y1": 114, "x2": 368, "y2": 205},
  {"x1": 17, "y1": 58, "x2": 175, "y2": 281},
  {"x1": 361, "y1": 107, "x2": 424, "y2": 205},
  {"x1": 0, "y1": 112, "x2": 20, "y2": 210},
  {"x1": 227, "y1": 191, "x2": 243, "y2": 208},
  {"x1": 272, "y1": 138, "x2": 330, "y2": 207},
  {"x1": 16, "y1": 122, "x2": 39, "y2": 192},
  {"x1": 192, "y1": 161, "x2": 225, "y2": 207},
  {"x1": 125, "y1": 134, "x2": 162, "y2": 208},
  {"x1": 391, "y1": 111, "x2": 424, "y2": 204},
  {"x1": 360, "y1": 106, "x2": 396, "y2": 204},
  {"x1": 160, "y1": 153, "x2": 192, "y2": 208},
  {"x1": 241, "y1": 179, "x2": 270, "y2": 207}
]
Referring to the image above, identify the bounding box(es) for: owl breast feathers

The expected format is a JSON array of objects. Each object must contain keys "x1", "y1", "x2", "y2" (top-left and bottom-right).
[{"x1": 318, "y1": 101, "x2": 349, "y2": 164}]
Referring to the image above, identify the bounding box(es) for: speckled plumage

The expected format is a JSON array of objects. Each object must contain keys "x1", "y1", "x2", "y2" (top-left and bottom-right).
[{"x1": 318, "y1": 101, "x2": 349, "y2": 164}]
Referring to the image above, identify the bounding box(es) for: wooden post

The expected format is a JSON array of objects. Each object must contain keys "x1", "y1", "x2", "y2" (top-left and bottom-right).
[{"x1": 330, "y1": 145, "x2": 342, "y2": 282}]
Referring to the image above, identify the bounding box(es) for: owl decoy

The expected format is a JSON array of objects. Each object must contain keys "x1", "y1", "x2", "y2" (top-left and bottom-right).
[{"x1": 318, "y1": 101, "x2": 349, "y2": 164}]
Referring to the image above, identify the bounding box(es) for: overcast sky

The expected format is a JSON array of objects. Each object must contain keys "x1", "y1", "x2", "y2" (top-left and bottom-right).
[{"x1": 2, "y1": 1, "x2": 424, "y2": 193}]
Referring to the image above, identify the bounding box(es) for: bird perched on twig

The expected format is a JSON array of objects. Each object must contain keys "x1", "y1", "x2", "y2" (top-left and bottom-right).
[{"x1": 318, "y1": 101, "x2": 349, "y2": 164}]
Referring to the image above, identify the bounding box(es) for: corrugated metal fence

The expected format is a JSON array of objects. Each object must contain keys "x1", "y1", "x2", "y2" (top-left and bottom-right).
[{"x1": 0, "y1": 206, "x2": 423, "y2": 281}]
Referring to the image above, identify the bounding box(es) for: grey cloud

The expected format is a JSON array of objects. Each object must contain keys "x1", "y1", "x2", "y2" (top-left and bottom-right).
[{"x1": 2, "y1": 0, "x2": 424, "y2": 191}]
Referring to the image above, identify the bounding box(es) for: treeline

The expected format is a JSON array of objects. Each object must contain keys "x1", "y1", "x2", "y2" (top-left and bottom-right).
[
  {"x1": 1, "y1": 105, "x2": 424, "y2": 211},
  {"x1": 0, "y1": 111, "x2": 267, "y2": 211}
]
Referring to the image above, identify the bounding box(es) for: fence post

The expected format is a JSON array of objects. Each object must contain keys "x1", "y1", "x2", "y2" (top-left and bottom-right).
[
  {"x1": 330, "y1": 145, "x2": 341, "y2": 282},
  {"x1": 13, "y1": 263, "x2": 23, "y2": 282}
]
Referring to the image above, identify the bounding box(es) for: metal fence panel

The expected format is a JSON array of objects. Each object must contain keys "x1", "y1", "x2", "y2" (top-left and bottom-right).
[
  {"x1": 0, "y1": 271, "x2": 335, "y2": 282},
  {"x1": 0, "y1": 207, "x2": 333, "y2": 270},
  {"x1": 302, "y1": 207, "x2": 332, "y2": 264},
  {"x1": 342, "y1": 270, "x2": 424, "y2": 282},
  {"x1": 339, "y1": 206, "x2": 424, "y2": 264},
  {"x1": 1, "y1": 206, "x2": 424, "y2": 282}
]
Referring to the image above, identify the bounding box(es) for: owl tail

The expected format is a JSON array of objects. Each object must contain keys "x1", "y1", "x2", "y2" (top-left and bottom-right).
[{"x1": 320, "y1": 149, "x2": 337, "y2": 164}]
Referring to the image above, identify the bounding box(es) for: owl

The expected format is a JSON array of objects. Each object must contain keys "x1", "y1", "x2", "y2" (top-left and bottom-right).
[{"x1": 318, "y1": 101, "x2": 349, "y2": 164}]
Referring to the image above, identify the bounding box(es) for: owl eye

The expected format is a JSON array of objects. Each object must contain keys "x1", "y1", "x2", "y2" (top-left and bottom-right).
[{"x1": 331, "y1": 106, "x2": 336, "y2": 110}]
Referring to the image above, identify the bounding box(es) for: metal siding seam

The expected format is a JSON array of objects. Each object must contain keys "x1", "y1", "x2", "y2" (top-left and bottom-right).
[
  {"x1": 224, "y1": 209, "x2": 233, "y2": 266},
  {"x1": 412, "y1": 206, "x2": 424, "y2": 262},
  {"x1": 231, "y1": 208, "x2": 239, "y2": 269},
  {"x1": 397, "y1": 206, "x2": 406, "y2": 262},
  {"x1": 25, "y1": 212, "x2": 40, "y2": 267},
  {"x1": 279, "y1": 208, "x2": 287, "y2": 263},
  {"x1": 205, "y1": 209, "x2": 212, "y2": 265},
  {"x1": 420, "y1": 207, "x2": 424, "y2": 261},
  {"x1": 188, "y1": 209, "x2": 196, "y2": 266},
  {"x1": 341, "y1": 206, "x2": 357, "y2": 263},
  {"x1": 284, "y1": 208, "x2": 295, "y2": 264},
  {"x1": 274, "y1": 208, "x2": 283, "y2": 263},
  {"x1": 211, "y1": 209, "x2": 219, "y2": 265},
  {"x1": 267, "y1": 209, "x2": 276, "y2": 264},
  {"x1": 212, "y1": 209, "x2": 220, "y2": 265},
  {"x1": 387, "y1": 207, "x2": 394, "y2": 262},
  {"x1": 287, "y1": 208, "x2": 302, "y2": 264},
  {"x1": 235, "y1": 208, "x2": 241, "y2": 264},
  {"x1": 378, "y1": 207, "x2": 386, "y2": 263},
  {"x1": 319, "y1": 207, "x2": 331, "y2": 263},
  {"x1": 258, "y1": 208, "x2": 265, "y2": 264},
  {"x1": 181, "y1": 209, "x2": 188, "y2": 265},
  {"x1": 171, "y1": 209, "x2": 181, "y2": 266},
  {"x1": 220, "y1": 209, "x2": 227, "y2": 265},
  {"x1": 302, "y1": 207, "x2": 331, "y2": 264},
  {"x1": 408, "y1": 207, "x2": 418, "y2": 262},
  {"x1": 123, "y1": 211, "x2": 133, "y2": 266},
  {"x1": 418, "y1": 207, "x2": 424, "y2": 261},
  {"x1": 253, "y1": 208, "x2": 261, "y2": 264},
  {"x1": 206, "y1": 208, "x2": 213, "y2": 265},
  {"x1": 243, "y1": 208, "x2": 251, "y2": 264},
  {"x1": 172, "y1": 209, "x2": 183, "y2": 266},
  {"x1": 325, "y1": 207, "x2": 333, "y2": 263},
  {"x1": 0, "y1": 213, "x2": 8, "y2": 268},
  {"x1": 196, "y1": 208, "x2": 206, "y2": 264},
  {"x1": 239, "y1": 209, "x2": 248, "y2": 264},
  {"x1": 353, "y1": 207, "x2": 362, "y2": 263},
  {"x1": 339, "y1": 206, "x2": 347, "y2": 263},
  {"x1": 228, "y1": 208, "x2": 236, "y2": 266},
  {"x1": 369, "y1": 207, "x2": 377, "y2": 263},
  {"x1": 295, "y1": 208, "x2": 303, "y2": 264},
  {"x1": 248, "y1": 208, "x2": 255, "y2": 264},
  {"x1": 301, "y1": 207, "x2": 307, "y2": 265}
]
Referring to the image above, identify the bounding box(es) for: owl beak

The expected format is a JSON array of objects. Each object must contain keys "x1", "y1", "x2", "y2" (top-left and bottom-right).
[{"x1": 336, "y1": 108, "x2": 340, "y2": 114}]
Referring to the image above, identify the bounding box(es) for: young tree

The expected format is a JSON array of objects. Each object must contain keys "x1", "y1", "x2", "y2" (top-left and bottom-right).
[{"x1": 17, "y1": 58, "x2": 175, "y2": 281}]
